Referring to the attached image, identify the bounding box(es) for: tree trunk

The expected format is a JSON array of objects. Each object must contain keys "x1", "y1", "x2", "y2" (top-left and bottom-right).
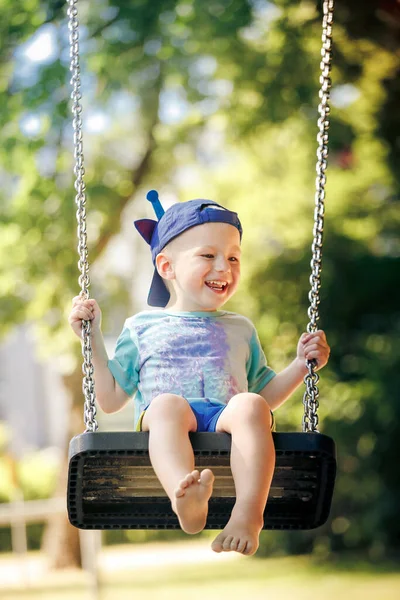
[{"x1": 41, "y1": 366, "x2": 85, "y2": 569}]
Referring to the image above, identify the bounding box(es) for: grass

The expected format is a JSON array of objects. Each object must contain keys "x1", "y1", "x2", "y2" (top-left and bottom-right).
[{"x1": 1, "y1": 543, "x2": 399, "y2": 600}]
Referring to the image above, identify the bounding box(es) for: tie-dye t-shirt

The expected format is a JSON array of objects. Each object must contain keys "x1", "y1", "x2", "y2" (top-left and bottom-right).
[{"x1": 108, "y1": 309, "x2": 276, "y2": 427}]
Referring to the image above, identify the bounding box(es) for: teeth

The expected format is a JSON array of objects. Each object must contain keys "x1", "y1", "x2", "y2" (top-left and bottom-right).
[{"x1": 206, "y1": 281, "x2": 227, "y2": 289}]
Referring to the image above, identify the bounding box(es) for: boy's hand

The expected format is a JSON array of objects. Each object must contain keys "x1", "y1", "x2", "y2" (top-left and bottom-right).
[
  {"x1": 68, "y1": 296, "x2": 102, "y2": 339},
  {"x1": 296, "y1": 330, "x2": 330, "y2": 371}
]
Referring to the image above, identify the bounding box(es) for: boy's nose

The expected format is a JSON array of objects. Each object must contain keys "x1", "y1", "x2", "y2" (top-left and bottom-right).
[{"x1": 214, "y1": 256, "x2": 230, "y2": 272}]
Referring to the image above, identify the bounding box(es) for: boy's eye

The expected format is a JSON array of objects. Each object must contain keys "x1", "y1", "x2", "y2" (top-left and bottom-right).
[{"x1": 201, "y1": 254, "x2": 240, "y2": 261}]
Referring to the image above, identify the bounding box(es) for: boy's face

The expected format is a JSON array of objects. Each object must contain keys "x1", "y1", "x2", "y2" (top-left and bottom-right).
[{"x1": 158, "y1": 222, "x2": 241, "y2": 312}]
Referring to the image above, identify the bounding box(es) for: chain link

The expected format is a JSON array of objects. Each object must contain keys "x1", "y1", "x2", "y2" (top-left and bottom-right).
[
  {"x1": 302, "y1": 0, "x2": 334, "y2": 433},
  {"x1": 67, "y1": 0, "x2": 98, "y2": 432}
]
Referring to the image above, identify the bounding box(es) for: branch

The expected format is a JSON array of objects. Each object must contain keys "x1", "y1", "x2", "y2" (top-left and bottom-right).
[{"x1": 90, "y1": 71, "x2": 163, "y2": 263}]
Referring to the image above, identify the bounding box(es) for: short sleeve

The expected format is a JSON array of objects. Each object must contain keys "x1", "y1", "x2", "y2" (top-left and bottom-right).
[
  {"x1": 107, "y1": 321, "x2": 140, "y2": 397},
  {"x1": 246, "y1": 328, "x2": 276, "y2": 393}
]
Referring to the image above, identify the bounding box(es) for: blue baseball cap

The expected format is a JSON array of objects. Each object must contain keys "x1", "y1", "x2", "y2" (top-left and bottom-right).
[{"x1": 134, "y1": 190, "x2": 243, "y2": 307}]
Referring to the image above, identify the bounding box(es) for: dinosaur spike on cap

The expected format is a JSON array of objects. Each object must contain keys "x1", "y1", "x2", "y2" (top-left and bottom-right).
[{"x1": 146, "y1": 189, "x2": 165, "y2": 221}]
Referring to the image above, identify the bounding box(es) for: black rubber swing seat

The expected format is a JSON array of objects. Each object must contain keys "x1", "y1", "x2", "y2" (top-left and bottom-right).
[{"x1": 67, "y1": 431, "x2": 336, "y2": 531}]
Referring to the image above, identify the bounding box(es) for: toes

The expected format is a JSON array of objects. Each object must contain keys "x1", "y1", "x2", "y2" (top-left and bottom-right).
[
  {"x1": 212, "y1": 534, "x2": 256, "y2": 555},
  {"x1": 183, "y1": 471, "x2": 197, "y2": 486},
  {"x1": 230, "y1": 537, "x2": 240, "y2": 552},
  {"x1": 222, "y1": 535, "x2": 234, "y2": 551},
  {"x1": 200, "y1": 469, "x2": 214, "y2": 487},
  {"x1": 175, "y1": 475, "x2": 192, "y2": 498},
  {"x1": 243, "y1": 541, "x2": 256, "y2": 556},
  {"x1": 211, "y1": 535, "x2": 224, "y2": 553},
  {"x1": 176, "y1": 477, "x2": 190, "y2": 495},
  {"x1": 175, "y1": 487, "x2": 185, "y2": 498},
  {"x1": 191, "y1": 469, "x2": 200, "y2": 481}
]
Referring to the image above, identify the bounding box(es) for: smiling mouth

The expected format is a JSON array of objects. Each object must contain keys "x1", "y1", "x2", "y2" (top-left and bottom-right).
[{"x1": 205, "y1": 280, "x2": 228, "y2": 293}]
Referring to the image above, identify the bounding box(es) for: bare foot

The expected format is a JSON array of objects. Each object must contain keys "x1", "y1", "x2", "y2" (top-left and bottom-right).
[
  {"x1": 173, "y1": 469, "x2": 214, "y2": 534},
  {"x1": 211, "y1": 509, "x2": 264, "y2": 556}
]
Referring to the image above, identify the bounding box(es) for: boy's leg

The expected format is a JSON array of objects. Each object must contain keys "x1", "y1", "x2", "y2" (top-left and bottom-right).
[
  {"x1": 142, "y1": 393, "x2": 214, "y2": 534},
  {"x1": 212, "y1": 393, "x2": 275, "y2": 555}
]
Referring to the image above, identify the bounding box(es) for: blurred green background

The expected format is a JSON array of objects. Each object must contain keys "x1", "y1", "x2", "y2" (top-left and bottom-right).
[{"x1": 0, "y1": 0, "x2": 399, "y2": 596}]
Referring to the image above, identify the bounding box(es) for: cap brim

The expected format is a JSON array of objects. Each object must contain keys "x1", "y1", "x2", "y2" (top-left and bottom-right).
[{"x1": 147, "y1": 268, "x2": 170, "y2": 307}]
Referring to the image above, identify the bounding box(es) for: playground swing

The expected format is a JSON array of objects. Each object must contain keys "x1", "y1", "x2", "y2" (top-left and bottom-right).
[{"x1": 67, "y1": 0, "x2": 337, "y2": 531}]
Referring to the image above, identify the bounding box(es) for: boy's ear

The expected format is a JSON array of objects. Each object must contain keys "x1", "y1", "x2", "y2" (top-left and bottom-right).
[{"x1": 155, "y1": 252, "x2": 175, "y2": 281}]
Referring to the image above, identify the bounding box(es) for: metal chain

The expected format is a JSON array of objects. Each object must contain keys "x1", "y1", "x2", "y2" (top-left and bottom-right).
[
  {"x1": 67, "y1": 0, "x2": 98, "y2": 432},
  {"x1": 302, "y1": 0, "x2": 334, "y2": 433}
]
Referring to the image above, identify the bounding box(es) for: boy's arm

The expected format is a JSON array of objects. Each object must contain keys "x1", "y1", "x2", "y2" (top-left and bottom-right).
[
  {"x1": 91, "y1": 328, "x2": 130, "y2": 414},
  {"x1": 259, "y1": 359, "x2": 307, "y2": 412},
  {"x1": 260, "y1": 330, "x2": 330, "y2": 412}
]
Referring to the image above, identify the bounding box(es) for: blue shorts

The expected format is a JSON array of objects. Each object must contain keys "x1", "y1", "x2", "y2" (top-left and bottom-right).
[
  {"x1": 188, "y1": 398, "x2": 227, "y2": 432},
  {"x1": 188, "y1": 398, "x2": 275, "y2": 432},
  {"x1": 136, "y1": 397, "x2": 226, "y2": 432},
  {"x1": 136, "y1": 397, "x2": 275, "y2": 433}
]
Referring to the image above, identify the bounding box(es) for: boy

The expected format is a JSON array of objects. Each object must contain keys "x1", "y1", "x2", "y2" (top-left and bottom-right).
[{"x1": 69, "y1": 192, "x2": 330, "y2": 556}]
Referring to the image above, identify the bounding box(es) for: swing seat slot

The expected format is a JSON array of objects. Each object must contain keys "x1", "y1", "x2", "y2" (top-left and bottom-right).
[{"x1": 67, "y1": 431, "x2": 336, "y2": 530}]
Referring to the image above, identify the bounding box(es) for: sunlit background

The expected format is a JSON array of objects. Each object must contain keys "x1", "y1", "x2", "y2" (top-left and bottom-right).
[{"x1": 0, "y1": 0, "x2": 399, "y2": 599}]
